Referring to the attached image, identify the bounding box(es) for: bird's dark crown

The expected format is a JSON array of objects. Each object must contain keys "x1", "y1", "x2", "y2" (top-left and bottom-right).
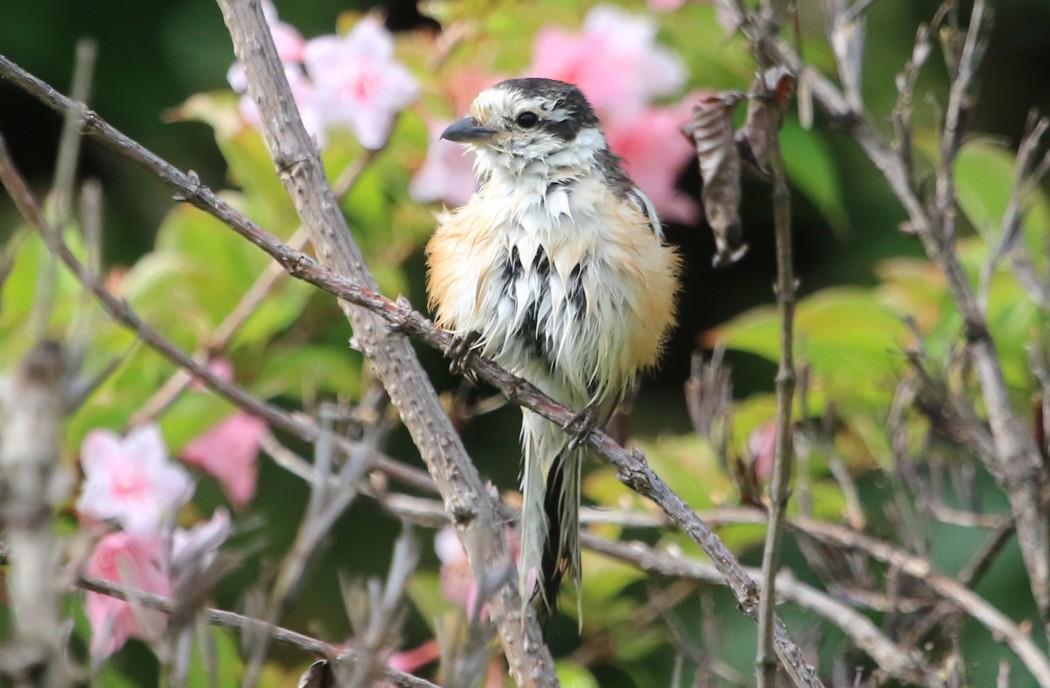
[{"x1": 495, "y1": 78, "x2": 600, "y2": 140}]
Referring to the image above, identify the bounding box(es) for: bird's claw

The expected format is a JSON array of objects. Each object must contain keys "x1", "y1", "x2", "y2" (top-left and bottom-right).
[
  {"x1": 446, "y1": 331, "x2": 481, "y2": 380},
  {"x1": 564, "y1": 406, "x2": 597, "y2": 450}
]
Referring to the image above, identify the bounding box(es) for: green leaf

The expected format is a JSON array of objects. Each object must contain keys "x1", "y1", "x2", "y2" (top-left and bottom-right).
[
  {"x1": 254, "y1": 345, "x2": 361, "y2": 400},
  {"x1": 954, "y1": 138, "x2": 1050, "y2": 271},
  {"x1": 712, "y1": 288, "x2": 905, "y2": 405},
  {"x1": 173, "y1": 93, "x2": 297, "y2": 232},
  {"x1": 555, "y1": 660, "x2": 600, "y2": 688},
  {"x1": 406, "y1": 573, "x2": 459, "y2": 633},
  {"x1": 780, "y1": 123, "x2": 850, "y2": 233},
  {"x1": 185, "y1": 627, "x2": 245, "y2": 687},
  {"x1": 232, "y1": 279, "x2": 314, "y2": 349}
]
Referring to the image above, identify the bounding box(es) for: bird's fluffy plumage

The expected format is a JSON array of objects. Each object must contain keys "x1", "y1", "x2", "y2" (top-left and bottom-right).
[{"x1": 426, "y1": 78, "x2": 680, "y2": 617}]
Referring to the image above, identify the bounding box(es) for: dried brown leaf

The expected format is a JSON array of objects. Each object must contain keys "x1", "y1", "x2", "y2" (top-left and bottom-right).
[
  {"x1": 737, "y1": 67, "x2": 796, "y2": 172},
  {"x1": 682, "y1": 91, "x2": 747, "y2": 266}
]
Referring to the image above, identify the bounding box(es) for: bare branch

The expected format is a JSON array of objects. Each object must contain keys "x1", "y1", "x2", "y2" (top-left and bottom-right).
[
  {"x1": 0, "y1": 340, "x2": 76, "y2": 688},
  {"x1": 583, "y1": 534, "x2": 946, "y2": 688},
  {"x1": 755, "y1": 89, "x2": 798, "y2": 688},
  {"x1": 212, "y1": 1, "x2": 555, "y2": 683},
  {"x1": 76, "y1": 576, "x2": 440, "y2": 688}
]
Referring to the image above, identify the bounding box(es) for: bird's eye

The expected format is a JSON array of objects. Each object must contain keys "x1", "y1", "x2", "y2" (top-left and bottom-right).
[{"x1": 516, "y1": 111, "x2": 539, "y2": 128}]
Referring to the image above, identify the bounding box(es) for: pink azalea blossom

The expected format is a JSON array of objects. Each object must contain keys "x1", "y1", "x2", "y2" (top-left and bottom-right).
[
  {"x1": 234, "y1": 66, "x2": 325, "y2": 145},
  {"x1": 172, "y1": 508, "x2": 231, "y2": 573},
  {"x1": 181, "y1": 412, "x2": 266, "y2": 508},
  {"x1": 527, "y1": 5, "x2": 685, "y2": 116},
  {"x1": 747, "y1": 421, "x2": 778, "y2": 481},
  {"x1": 303, "y1": 17, "x2": 419, "y2": 149},
  {"x1": 435, "y1": 525, "x2": 474, "y2": 610},
  {"x1": 77, "y1": 425, "x2": 194, "y2": 534},
  {"x1": 605, "y1": 105, "x2": 699, "y2": 224},
  {"x1": 435, "y1": 523, "x2": 521, "y2": 618},
  {"x1": 226, "y1": 1, "x2": 316, "y2": 139},
  {"x1": 410, "y1": 119, "x2": 478, "y2": 207},
  {"x1": 649, "y1": 0, "x2": 688, "y2": 11},
  {"x1": 84, "y1": 532, "x2": 171, "y2": 659},
  {"x1": 189, "y1": 357, "x2": 234, "y2": 393}
]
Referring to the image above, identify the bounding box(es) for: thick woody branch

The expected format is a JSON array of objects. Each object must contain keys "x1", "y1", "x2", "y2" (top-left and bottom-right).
[
  {"x1": 0, "y1": 51, "x2": 825, "y2": 684},
  {"x1": 212, "y1": 2, "x2": 555, "y2": 685},
  {"x1": 0, "y1": 341, "x2": 75, "y2": 688}
]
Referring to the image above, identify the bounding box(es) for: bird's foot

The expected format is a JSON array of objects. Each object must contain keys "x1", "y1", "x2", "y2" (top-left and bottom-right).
[
  {"x1": 564, "y1": 405, "x2": 598, "y2": 450},
  {"x1": 446, "y1": 331, "x2": 481, "y2": 380}
]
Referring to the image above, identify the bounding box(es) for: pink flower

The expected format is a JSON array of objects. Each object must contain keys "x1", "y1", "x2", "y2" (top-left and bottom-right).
[
  {"x1": 527, "y1": 5, "x2": 685, "y2": 116},
  {"x1": 189, "y1": 357, "x2": 234, "y2": 393},
  {"x1": 181, "y1": 412, "x2": 266, "y2": 508},
  {"x1": 172, "y1": 508, "x2": 231, "y2": 573},
  {"x1": 84, "y1": 532, "x2": 171, "y2": 659},
  {"x1": 747, "y1": 422, "x2": 778, "y2": 481},
  {"x1": 226, "y1": 1, "x2": 316, "y2": 138},
  {"x1": 649, "y1": 0, "x2": 688, "y2": 11},
  {"x1": 435, "y1": 526, "x2": 475, "y2": 610},
  {"x1": 410, "y1": 120, "x2": 478, "y2": 207},
  {"x1": 234, "y1": 66, "x2": 325, "y2": 145},
  {"x1": 388, "y1": 639, "x2": 440, "y2": 674},
  {"x1": 77, "y1": 425, "x2": 194, "y2": 535},
  {"x1": 303, "y1": 17, "x2": 419, "y2": 149},
  {"x1": 606, "y1": 105, "x2": 699, "y2": 224}
]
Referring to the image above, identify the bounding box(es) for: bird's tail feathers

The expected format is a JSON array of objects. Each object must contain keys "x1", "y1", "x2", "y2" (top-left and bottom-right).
[
  {"x1": 540, "y1": 444, "x2": 583, "y2": 618},
  {"x1": 518, "y1": 411, "x2": 584, "y2": 621}
]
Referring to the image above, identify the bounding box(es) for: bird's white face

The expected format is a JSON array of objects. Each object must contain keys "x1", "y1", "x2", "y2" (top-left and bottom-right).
[{"x1": 441, "y1": 79, "x2": 609, "y2": 177}]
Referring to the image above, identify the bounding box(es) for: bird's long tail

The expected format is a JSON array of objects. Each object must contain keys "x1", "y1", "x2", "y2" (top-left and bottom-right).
[{"x1": 519, "y1": 410, "x2": 583, "y2": 618}]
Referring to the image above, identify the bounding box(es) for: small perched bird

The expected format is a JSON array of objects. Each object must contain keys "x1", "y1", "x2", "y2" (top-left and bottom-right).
[{"x1": 426, "y1": 78, "x2": 680, "y2": 617}]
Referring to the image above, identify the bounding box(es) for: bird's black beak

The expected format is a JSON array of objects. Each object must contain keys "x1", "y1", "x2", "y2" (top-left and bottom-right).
[{"x1": 441, "y1": 117, "x2": 496, "y2": 143}]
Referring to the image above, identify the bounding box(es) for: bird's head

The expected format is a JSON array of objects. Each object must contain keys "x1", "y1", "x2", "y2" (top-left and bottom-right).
[{"x1": 442, "y1": 78, "x2": 608, "y2": 175}]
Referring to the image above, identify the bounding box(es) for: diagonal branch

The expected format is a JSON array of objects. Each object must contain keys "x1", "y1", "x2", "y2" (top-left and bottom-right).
[
  {"x1": 77, "y1": 576, "x2": 440, "y2": 688},
  {"x1": 213, "y1": 1, "x2": 554, "y2": 685}
]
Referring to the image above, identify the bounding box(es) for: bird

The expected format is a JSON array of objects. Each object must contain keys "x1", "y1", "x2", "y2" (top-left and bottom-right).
[{"x1": 426, "y1": 77, "x2": 680, "y2": 619}]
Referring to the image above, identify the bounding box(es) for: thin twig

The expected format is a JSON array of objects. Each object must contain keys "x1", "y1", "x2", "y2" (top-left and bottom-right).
[
  {"x1": 582, "y1": 534, "x2": 945, "y2": 688},
  {"x1": 50, "y1": 38, "x2": 96, "y2": 227},
  {"x1": 76, "y1": 576, "x2": 440, "y2": 688},
  {"x1": 794, "y1": 515, "x2": 1050, "y2": 685},
  {"x1": 745, "y1": 14, "x2": 799, "y2": 687}
]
